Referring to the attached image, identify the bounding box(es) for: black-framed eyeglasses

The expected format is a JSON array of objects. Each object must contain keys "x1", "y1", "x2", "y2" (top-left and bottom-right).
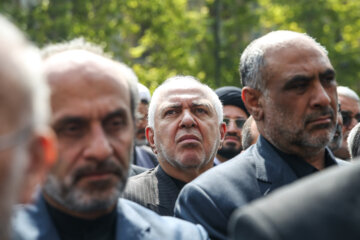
[
  {"x1": 223, "y1": 118, "x2": 246, "y2": 129},
  {"x1": 0, "y1": 125, "x2": 32, "y2": 152},
  {"x1": 341, "y1": 111, "x2": 360, "y2": 128}
]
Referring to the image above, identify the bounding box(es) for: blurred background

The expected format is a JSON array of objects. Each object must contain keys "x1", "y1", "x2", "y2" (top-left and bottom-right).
[{"x1": 1, "y1": 0, "x2": 359, "y2": 93}]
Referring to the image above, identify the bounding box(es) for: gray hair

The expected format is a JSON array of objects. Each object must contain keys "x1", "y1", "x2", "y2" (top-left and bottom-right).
[
  {"x1": 240, "y1": 30, "x2": 328, "y2": 91},
  {"x1": 347, "y1": 122, "x2": 360, "y2": 159},
  {"x1": 0, "y1": 15, "x2": 50, "y2": 131},
  {"x1": 337, "y1": 86, "x2": 360, "y2": 102},
  {"x1": 241, "y1": 116, "x2": 257, "y2": 150},
  {"x1": 148, "y1": 75, "x2": 223, "y2": 128},
  {"x1": 42, "y1": 38, "x2": 139, "y2": 119}
]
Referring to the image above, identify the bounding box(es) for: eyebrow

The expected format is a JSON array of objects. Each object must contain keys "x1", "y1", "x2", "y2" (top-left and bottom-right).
[
  {"x1": 53, "y1": 109, "x2": 128, "y2": 129},
  {"x1": 283, "y1": 74, "x2": 313, "y2": 89},
  {"x1": 102, "y1": 109, "x2": 128, "y2": 122},
  {"x1": 319, "y1": 69, "x2": 336, "y2": 79}
]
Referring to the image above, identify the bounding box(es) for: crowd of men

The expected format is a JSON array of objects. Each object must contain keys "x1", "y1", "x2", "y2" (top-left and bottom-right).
[{"x1": 1, "y1": 13, "x2": 360, "y2": 240}]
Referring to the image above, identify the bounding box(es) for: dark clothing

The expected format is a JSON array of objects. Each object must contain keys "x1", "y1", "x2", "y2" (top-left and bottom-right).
[
  {"x1": 12, "y1": 193, "x2": 209, "y2": 240},
  {"x1": 273, "y1": 142, "x2": 337, "y2": 178},
  {"x1": 133, "y1": 146, "x2": 158, "y2": 169},
  {"x1": 45, "y1": 202, "x2": 116, "y2": 240},
  {"x1": 175, "y1": 135, "x2": 349, "y2": 240},
  {"x1": 123, "y1": 165, "x2": 184, "y2": 216},
  {"x1": 229, "y1": 159, "x2": 358, "y2": 240}
]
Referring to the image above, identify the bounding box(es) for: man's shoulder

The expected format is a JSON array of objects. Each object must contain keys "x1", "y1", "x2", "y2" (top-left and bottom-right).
[
  {"x1": 12, "y1": 195, "x2": 59, "y2": 240},
  {"x1": 117, "y1": 199, "x2": 208, "y2": 239}
]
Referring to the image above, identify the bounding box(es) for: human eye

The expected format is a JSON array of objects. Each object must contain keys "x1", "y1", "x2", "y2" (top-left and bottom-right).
[
  {"x1": 164, "y1": 108, "x2": 179, "y2": 117},
  {"x1": 104, "y1": 116, "x2": 126, "y2": 133},
  {"x1": 56, "y1": 122, "x2": 85, "y2": 138}
]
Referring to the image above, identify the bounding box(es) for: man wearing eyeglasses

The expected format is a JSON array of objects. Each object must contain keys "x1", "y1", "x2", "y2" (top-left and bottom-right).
[
  {"x1": 0, "y1": 16, "x2": 56, "y2": 240},
  {"x1": 214, "y1": 87, "x2": 250, "y2": 165},
  {"x1": 333, "y1": 86, "x2": 360, "y2": 160}
]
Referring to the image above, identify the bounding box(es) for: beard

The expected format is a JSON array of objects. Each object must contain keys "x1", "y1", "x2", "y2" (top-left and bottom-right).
[
  {"x1": 217, "y1": 145, "x2": 242, "y2": 160},
  {"x1": 43, "y1": 158, "x2": 129, "y2": 213},
  {"x1": 264, "y1": 99, "x2": 336, "y2": 155}
]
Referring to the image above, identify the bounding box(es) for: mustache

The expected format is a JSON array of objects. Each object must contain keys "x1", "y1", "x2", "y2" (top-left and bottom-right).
[
  {"x1": 304, "y1": 107, "x2": 335, "y2": 125},
  {"x1": 72, "y1": 159, "x2": 124, "y2": 184},
  {"x1": 225, "y1": 132, "x2": 240, "y2": 139}
]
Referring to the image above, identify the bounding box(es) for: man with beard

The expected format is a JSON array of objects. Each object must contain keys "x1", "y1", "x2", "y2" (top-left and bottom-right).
[
  {"x1": 175, "y1": 30, "x2": 349, "y2": 240},
  {"x1": 12, "y1": 40, "x2": 208, "y2": 240},
  {"x1": 214, "y1": 87, "x2": 249, "y2": 165},
  {"x1": 123, "y1": 76, "x2": 225, "y2": 216},
  {"x1": 333, "y1": 86, "x2": 360, "y2": 160},
  {"x1": 0, "y1": 15, "x2": 56, "y2": 240}
]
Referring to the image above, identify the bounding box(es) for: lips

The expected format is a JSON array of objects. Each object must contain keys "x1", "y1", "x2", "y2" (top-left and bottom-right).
[{"x1": 176, "y1": 134, "x2": 201, "y2": 144}]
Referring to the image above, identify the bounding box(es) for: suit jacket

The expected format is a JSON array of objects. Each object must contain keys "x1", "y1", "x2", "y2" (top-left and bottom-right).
[
  {"x1": 11, "y1": 194, "x2": 208, "y2": 240},
  {"x1": 228, "y1": 159, "x2": 359, "y2": 240},
  {"x1": 134, "y1": 146, "x2": 158, "y2": 169},
  {"x1": 123, "y1": 165, "x2": 181, "y2": 216},
  {"x1": 174, "y1": 135, "x2": 348, "y2": 240},
  {"x1": 129, "y1": 164, "x2": 147, "y2": 176}
]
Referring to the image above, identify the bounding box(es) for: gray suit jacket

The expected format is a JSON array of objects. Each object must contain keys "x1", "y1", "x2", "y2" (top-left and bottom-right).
[
  {"x1": 229, "y1": 159, "x2": 358, "y2": 240},
  {"x1": 123, "y1": 165, "x2": 181, "y2": 216},
  {"x1": 174, "y1": 136, "x2": 348, "y2": 240},
  {"x1": 12, "y1": 194, "x2": 209, "y2": 240}
]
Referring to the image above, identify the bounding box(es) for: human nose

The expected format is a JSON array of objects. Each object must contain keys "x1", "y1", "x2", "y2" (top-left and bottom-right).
[
  {"x1": 180, "y1": 110, "x2": 196, "y2": 128},
  {"x1": 226, "y1": 120, "x2": 238, "y2": 132},
  {"x1": 311, "y1": 81, "x2": 331, "y2": 108},
  {"x1": 83, "y1": 124, "x2": 113, "y2": 161}
]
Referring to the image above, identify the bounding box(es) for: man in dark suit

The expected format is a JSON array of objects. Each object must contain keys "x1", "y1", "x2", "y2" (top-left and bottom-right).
[
  {"x1": 123, "y1": 76, "x2": 226, "y2": 216},
  {"x1": 174, "y1": 30, "x2": 348, "y2": 240},
  {"x1": 12, "y1": 39, "x2": 208, "y2": 240},
  {"x1": 228, "y1": 159, "x2": 360, "y2": 240}
]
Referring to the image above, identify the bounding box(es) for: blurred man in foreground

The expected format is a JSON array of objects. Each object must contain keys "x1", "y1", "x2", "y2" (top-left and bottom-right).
[{"x1": 0, "y1": 15, "x2": 56, "y2": 240}]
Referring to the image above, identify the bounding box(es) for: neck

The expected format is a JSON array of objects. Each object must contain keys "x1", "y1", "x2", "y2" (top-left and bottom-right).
[
  {"x1": 42, "y1": 191, "x2": 116, "y2": 220},
  {"x1": 159, "y1": 160, "x2": 213, "y2": 183}
]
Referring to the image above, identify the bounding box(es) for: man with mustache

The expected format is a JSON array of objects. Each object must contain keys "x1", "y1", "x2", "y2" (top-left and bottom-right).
[
  {"x1": 174, "y1": 30, "x2": 349, "y2": 240},
  {"x1": 12, "y1": 40, "x2": 208, "y2": 240},
  {"x1": 123, "y1": 76, "x2": 225, "y2": 216},
  {"x1": 214, "y1": 86, "x2": 249, "y2": 165}
]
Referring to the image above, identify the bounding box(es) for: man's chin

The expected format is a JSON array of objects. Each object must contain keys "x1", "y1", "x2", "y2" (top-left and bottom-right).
[{"x1": 217, "y1": 147, "x2": 241, "y2": 160}]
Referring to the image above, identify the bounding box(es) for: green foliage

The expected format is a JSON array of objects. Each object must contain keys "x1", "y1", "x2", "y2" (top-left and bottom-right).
[{"x1": 1, "y1": 0, "x2": 359, "y2": 93}]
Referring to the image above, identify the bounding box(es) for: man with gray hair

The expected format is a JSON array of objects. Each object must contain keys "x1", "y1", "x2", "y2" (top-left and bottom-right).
[
  {"x1": 175, "y1": 30, "x2": 348, "y2": 240},
  {"x1": 0, "y1": 15, "x2": 56, "y2": 240},
  {"x1": 333, "y1": 86, "x2": 360, "y2": 160},
  {"x1": 347, "y1": 122, "x2": 360, "y2": 159},
  {"x1": 12, "y1": 41, "x2": 208, "y2": 240},
  {"x1": 123, "y1": 76, "x2": 225, "y2": 216}
]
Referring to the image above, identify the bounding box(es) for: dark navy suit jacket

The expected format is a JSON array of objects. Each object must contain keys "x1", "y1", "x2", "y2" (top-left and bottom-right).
[{"x1": 174, "y1": 135, "x2": 348, "y2": 240}]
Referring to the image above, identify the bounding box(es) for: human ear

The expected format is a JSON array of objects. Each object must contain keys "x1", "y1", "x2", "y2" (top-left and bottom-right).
[
  {"x1": 242, "y1": 87, "x2": 264, "y2": 121},
  {"x1": 145, "y1": 127, "x2": 157, "y2": 154},
  {"x1": 218, "y1": 122, "x2": 226, "y2": 150},
  {"x1": 19, "y1": 128, "x2": 57, "y2": 203}
]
